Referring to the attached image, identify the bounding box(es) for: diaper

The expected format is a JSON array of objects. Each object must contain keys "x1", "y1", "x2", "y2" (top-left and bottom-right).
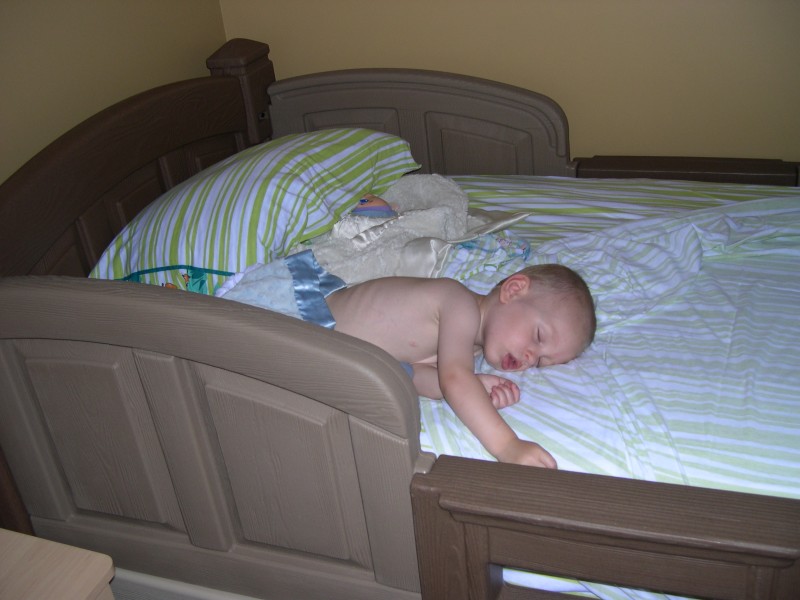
[
  {"x1": 216, "y1": 250, "x2": 415, "y2": 379},
  {"x1": 215, "y1": 250, "x2": 346, "y2": 329}
]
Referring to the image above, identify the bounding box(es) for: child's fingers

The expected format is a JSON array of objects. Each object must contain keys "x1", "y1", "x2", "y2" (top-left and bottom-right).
[
  {"x1": 538, "y1": 448, "x2": 558, "y2": 469},
  {"x1": 490, "y1": 383, "x2": 520, "y2": 409}
]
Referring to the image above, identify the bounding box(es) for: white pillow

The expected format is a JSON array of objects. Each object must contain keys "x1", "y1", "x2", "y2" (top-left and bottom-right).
[{"x1": 90, "y1": 128, "x2": 420, "y2": 293}]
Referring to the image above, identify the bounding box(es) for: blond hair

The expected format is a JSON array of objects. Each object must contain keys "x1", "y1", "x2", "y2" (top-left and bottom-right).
[{"x1": 497, "y1": 264, "x2": 596, "y2": 346}]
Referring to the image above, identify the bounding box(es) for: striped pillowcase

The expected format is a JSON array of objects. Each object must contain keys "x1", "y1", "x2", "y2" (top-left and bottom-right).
[{"x1": 90, "y1": 128, "x2": 420, "y2": 293}]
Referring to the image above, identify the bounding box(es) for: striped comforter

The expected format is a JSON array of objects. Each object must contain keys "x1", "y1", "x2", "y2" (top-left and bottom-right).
[{"x1": 419, "y1": 176, "x2": 800, "y2": 600}]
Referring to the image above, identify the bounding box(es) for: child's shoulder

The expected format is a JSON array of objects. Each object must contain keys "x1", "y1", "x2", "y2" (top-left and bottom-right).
[
  {"x1": 396, "y1": 276, "x2": 469, "y2": 293},
  {"x1": 420, "y1": 277, "x2": 477, "y2": 307},
  {"x1": 359, "y1": 276, "x2": 471, "y2": 303}
]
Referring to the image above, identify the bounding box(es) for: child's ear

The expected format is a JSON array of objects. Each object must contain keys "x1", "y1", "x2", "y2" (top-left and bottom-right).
[{"x1": 499, "y1": 273, "x2": 531, "y2": 303}]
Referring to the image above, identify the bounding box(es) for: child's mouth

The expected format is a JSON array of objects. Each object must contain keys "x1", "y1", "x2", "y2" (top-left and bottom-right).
[{"x1": 502, "y1": 354, "x2": 520, "y2": 371}]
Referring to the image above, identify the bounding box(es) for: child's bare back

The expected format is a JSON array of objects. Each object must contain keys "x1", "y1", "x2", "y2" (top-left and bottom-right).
[{"x1": 327, "y1": 276, "x2": 480, "y2": 367}]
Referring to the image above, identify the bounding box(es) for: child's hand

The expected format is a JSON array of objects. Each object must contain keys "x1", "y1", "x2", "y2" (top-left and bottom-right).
[
  {"x1": 477, "y1": 374, "x2": 520, "y2": 409},
  {"x1": 496, "y1": 438, "x2": 558, "y2": 469}
]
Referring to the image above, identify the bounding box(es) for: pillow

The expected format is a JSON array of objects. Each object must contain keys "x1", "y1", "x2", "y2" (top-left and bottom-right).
[{"x1": 90, "y1": 128, "x2": 420, "y2": 293}]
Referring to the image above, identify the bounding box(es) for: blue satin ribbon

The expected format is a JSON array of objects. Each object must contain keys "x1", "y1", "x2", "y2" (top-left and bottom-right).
[{"x1": 284, "y1": 250, "x2": 346, "y2": 330}]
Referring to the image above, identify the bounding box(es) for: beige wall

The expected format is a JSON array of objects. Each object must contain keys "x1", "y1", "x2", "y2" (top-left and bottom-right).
[
  {"x1": 0, "y1": 0, "x2": 226, "y2": 183},
  {"x1": 220, "y1": 0, "x2": 800, "y2": 163},
  {"x1": 3, "y1": 0, "x2": 797, "y2": 185}
]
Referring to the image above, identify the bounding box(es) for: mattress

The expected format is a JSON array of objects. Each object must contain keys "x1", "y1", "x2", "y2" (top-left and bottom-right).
[
  {"x1": 420, "y1": 176, "x2": 800, "y2": 599},
  {"x1": 90, "y1": 158, "x2": 799, "y2": 599}
]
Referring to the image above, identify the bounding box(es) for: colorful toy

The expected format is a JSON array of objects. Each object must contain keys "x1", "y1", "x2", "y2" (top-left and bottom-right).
[{"x1": 351, "y1": 194, "x2": 398, "y2": 218}]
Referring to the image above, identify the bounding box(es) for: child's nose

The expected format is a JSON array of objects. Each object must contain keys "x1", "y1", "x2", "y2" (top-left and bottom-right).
[{"x1": 524, "y1": 349, "x2": 538, "y2": 367}]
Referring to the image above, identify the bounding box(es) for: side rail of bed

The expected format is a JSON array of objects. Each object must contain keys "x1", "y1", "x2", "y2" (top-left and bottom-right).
[
  {"x1": 574, "y1": 155, "x2": 800, "y2": 186},
  {"x1": 412, "y1": 456, "x2": 800, "y2": 600},
  {"x1": 0, "y1": 276, "x2": 433, "y2": 599}
]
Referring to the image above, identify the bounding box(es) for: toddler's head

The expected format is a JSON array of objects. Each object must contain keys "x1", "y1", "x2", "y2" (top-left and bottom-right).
[
  {"x1": 482, "y1": 264, "x2": 595, "y2": 372},
  {"x1": 514, "y1": 263, "x2": 595, "y2": 348}
]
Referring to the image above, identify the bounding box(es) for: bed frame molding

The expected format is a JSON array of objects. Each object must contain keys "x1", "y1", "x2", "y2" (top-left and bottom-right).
[
  {"x1": 575, "y1": 155, "x2": 799, "y2": 186},
  {"x1": 412, "y1": 456, "x2": 800, "y2": 600},
  {"x1": 2, "y1": 38, "x2": 799, "y2": 600}
]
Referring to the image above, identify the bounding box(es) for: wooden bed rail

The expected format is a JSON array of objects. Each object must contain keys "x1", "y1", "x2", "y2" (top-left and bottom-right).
[
  {"x1": 575, "y1": 155, "x2": 800, "y2": 186},
  {"x1": 411, "y1": 455, "x2": 800, "y2": 600}
]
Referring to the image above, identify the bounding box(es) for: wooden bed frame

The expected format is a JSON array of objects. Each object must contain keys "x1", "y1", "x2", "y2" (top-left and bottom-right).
[{"x1": 1, "y1": 38, "x2": 798, "y2": 600}]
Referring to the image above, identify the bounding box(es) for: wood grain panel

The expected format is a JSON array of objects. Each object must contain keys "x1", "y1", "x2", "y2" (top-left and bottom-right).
[
  {"x1": 268, "y1": 68, "x2": 571, "y2": 176},
  {"x1": 425, "y1": 112, "x2": 533, "y2": 175},
  {"x1": 18, "y1": 340, "x2": 184, "y2": 528},
  {"x1": 201, "y1": 365, "x2": 371, "y2": 565},
  {"x1": 349, "y1": 417, "x2": 421, "y2": 590},
  {"x1": 300, "y1": 107, "x2": 401, "y2": 136},
  {"x1": 135, "y1": 351, "x2": 235, "y2": 551},
  {"x1": 0, "y1": 341, "x2": 74, "y2": 520},
  {"x1": 158, "y1": 134, "x2": 242, "y2": 190},
  {"x1": 29, "y1": 225, "x2": 89, "y2": 276}
]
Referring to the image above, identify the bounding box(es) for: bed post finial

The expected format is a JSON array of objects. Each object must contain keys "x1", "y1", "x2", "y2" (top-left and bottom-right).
[{"x1": 207, "y1": 39, "x2": 275, "y2": 146}]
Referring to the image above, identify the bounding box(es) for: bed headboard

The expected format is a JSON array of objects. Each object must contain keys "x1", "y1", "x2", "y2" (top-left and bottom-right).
[
  {"x1": 1, "y1": 40, "x2": 575, "y2": 278},
  {"x1": 268, "y1": 69, "x2": 573, "y2": 177}
]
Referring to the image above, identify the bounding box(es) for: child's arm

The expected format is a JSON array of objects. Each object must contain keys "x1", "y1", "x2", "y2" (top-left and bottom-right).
[
  {"x1": 440, "y1": 364, "x2": 556, "y2": 468},
  {"x1": 412, "y1": 366, "x2": 521, "y2": 410},
  {"x1": 434, "y1": 286, "x2": 557, "y2": 469},
  {"x1": 409, "y1": 363, "x2": 443, "y2": 399},
  {"x1": 477, "y1": 374, "x2": 521, "y2": 409}
]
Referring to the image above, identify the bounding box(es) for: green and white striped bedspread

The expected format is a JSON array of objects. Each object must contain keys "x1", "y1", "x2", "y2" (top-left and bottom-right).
[
  {"x1": 420, "y1": 177, "x2": 800, "y2": 600},
  {"x1": 453, "y1": 174, "x2": 800, "y2": 242}
]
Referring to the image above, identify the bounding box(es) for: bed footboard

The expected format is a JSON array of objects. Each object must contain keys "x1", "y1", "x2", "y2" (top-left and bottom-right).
[
  {"x1": 411, "y1": 456, "x2": 800, "y2": 600},
  {"x1": 0, "y1": 276, "x2": 433, "y2": 599}
]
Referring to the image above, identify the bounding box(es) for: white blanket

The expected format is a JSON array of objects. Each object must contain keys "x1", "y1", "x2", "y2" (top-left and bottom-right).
[{"x1": 305, "y1": 174, "x2": 525, "y2": 284}]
